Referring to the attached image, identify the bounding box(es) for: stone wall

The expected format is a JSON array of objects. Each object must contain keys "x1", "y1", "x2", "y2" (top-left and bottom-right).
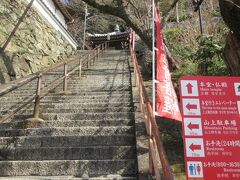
[{"x1": 0, "y1": 0, "x2": 75, "y2": 84}]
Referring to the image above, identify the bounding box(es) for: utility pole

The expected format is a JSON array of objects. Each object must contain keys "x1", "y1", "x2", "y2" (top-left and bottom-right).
[
  {"x1": 176, "y1": 2, "x2": 179, "y2": 23},
  {"x1": 82, "y1": 4, "x2": 88, "y2": 50},
  {"x1": 198, "y1": 5, "x2": 203, "y2": 35},
  {"x1": 192, "y1": 0, "x2": 204, "y2": 35}
]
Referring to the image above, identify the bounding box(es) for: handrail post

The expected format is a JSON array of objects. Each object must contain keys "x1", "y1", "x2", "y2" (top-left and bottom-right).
[
  {"x1": 33, "y1": 73, "x2": 42, "y2": 119},
  {"x1": 97, "y1": 47, "x2": 100, "y2": 60},
  {"x1": 78, "y1": 59, "x2": 82, "y2": 78},
  {"x1": 63, "y1": 63, "x2": 68, "y2": 92},
  {"x1": 87, "y1": 54, "x2": 90, "y2": 68},
  {"x1": 139, "y1": 85, "x2": 143, "y2": 112}
]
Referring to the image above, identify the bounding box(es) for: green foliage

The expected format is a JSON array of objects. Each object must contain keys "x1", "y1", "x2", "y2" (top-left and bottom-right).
[
  {"x1": 164, "y1": 29, "x2": 230, "y2": 78},
  {"x1": 207, "y1": 56, "x2": 230, "y2": 76},
  {"x1": 211, "y1": 10, "x2": 221, "y2": 17},
  {"x1": 195, "y1": 35, "x2": 223, "y2": 60},
  {"x1": 174, "y1": 60, "x2": 198, "y2": 77},
  {"x1": 194, "y1": 35, "x2": 229, "y2": 75},
  {"x1": 163, "y1": 28, "x2": 194, "y2": 60}
]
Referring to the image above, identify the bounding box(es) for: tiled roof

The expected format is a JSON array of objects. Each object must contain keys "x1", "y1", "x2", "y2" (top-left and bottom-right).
[{"x1": 87, "y1": 31, "x2": 130, "y2": 42}]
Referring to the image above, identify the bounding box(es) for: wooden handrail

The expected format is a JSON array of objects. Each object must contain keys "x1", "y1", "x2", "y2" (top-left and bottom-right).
[
  {"x1": 0, "y1": 43, "x2": 107, "y2": 123},
  {"x1": 130, "y1": 45, "x2": 174, "y2": 180}
]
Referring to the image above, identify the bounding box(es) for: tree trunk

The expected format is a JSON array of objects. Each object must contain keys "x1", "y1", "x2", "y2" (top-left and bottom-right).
[
  {"x1": 209, "y1": 0, "x2": 214, "y2": 11},
  {"x1": 223, "y1": 33, "x2": 240, "y2": 76},
  {"x1": 219, "y1": 0, "x2": 240, "y2": 75}
]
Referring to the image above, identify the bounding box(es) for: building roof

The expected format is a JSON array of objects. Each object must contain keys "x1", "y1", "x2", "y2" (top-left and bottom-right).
[
  {"x1": 52, "y1": 0, "x2": 73, "y2": 22},
  {"x1": 87, "y1": 31, "x2": 130, "y2": 42}
]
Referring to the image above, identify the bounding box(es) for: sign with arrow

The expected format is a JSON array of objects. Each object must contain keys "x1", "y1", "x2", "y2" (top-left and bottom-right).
[
  {"x1": 179, "y1": 76, "x2": 240, "y2": 180},
  {"x1": 189, "y1": 143, "x2": 202, "y2": 152},
  {"x1": 182, "y1": 99, "x2": 200, "y2": 116},
  {"x1": 184, "y1": 118, "x2": 202, "y2": 136},
  {"x1": 180, "y1": 80, "x2": 198, "y2": 96},
  {"x1": 186, "y1": 138, "x2": 205, "y2": 157}
]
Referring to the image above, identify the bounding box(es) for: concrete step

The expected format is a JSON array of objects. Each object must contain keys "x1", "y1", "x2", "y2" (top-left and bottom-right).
[
  {"x1": 0, "y1": 102, "x2": 132, "y2": 110},
  {"x1": 4, "y1": 90, "x2": 131, "y2": 96},
  {"x1": 0, "y1": 135, "x2": 135, "y2": 148},
  {"x1": 0, "y1": 119, "x2": 134, "y2": 129},
  {"x1": 1, "y1": 146, "x2": 136, "y2": 161},
  {"x1": 1, "y1": 92, "x2": 132, "y2": 101},
  {"x1": 14, "y1": 112, "x2": 134, "y2": 121},
  {"x1": 0, "y1": 126, "x2": 134, "y2": 137},
  {"x1": 42, "y1": 102, "x2": 133, "y2": 109},
  {"x1": 63, "y1": 87, "x2": 131, "y2": 92},
  {"x1": 1, "y1": 94, "x2": 132, "y2": 101},
  {"x1": 0, "y1": 99, "x2": 132, "y2": 108},
  {"x1": 0, "y1": 96, "x2": 132, "y2": 105},
  {"x1": 17, "y1": 107, "x2": 133, "y2": 115},
  {"x1": 0, "y1": 160, "x2": 137, "y2": 177},
  {"x1": 51, "y1": 91, "x2": 132, "y2": 96},
  {"x1": 0, "y1": 175, "x2": 137, "y2": 180}
]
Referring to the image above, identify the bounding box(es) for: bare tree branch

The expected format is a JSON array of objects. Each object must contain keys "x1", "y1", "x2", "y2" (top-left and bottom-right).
[
  {"x1": 161, "y1": 0, "x2": 180, "y2": 28},
  {"x1": 80, "y1": 0, "x2": 152, "y2": 48}
]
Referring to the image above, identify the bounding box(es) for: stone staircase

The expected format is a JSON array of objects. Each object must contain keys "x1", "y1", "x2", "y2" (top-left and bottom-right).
[{"x1": 0, "y1": 50, "x2": 138, "y2": 179}]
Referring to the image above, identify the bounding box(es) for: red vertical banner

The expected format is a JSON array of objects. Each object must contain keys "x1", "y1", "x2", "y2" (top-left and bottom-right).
[{"x1": 154, "y1": 6, "x2": 182, "y2": 121}]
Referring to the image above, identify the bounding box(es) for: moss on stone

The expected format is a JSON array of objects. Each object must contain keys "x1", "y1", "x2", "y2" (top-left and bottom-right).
[{"x1": 0, "y1": 0, "x2": 75, "y2": 84}]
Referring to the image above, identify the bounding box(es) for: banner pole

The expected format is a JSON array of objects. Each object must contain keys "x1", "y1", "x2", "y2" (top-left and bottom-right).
[{"x1": 152, "y1": 0, "x2": 156, "y2": 119}]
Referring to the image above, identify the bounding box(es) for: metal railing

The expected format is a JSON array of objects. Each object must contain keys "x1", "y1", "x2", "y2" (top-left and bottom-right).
[
  {"x1": 129, "y1": 44, "x2": 174, "y2": 180},
  {"x1": 0, "y1": 42, "x2": 108, "y2": 123}
]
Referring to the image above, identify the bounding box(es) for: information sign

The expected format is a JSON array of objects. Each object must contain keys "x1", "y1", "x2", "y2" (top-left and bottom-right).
[{"x1": 179, "y1": 76, "x2": 240, "y2": 179}]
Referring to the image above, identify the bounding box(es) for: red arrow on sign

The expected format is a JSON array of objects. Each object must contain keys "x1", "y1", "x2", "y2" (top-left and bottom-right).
[
  {"x1": 186, "y1": 103, "x2": 197, "y2": 111},
  {"x1": 186, "y1": 83, "x2": 193, "y2": 94},
  {"x1": 189, "y1": 143, "x2": 201, "y2": 152},
  {"x1": 187, "y1": 123, "x2": 199, "y2": 130}
]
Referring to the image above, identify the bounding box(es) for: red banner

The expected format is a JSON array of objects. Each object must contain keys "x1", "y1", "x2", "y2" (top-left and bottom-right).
[{"x1": 154, "y1": 6, "x2": 182, "y2": 121}]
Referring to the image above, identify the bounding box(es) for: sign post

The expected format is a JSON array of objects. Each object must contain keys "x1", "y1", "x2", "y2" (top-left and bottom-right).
[{"x1": 179, "y1": 76, "x2": 240, "y2": 179}]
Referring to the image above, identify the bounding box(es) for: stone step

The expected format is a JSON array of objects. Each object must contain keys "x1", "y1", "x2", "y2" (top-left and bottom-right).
[
  {"x1": 66, "y1": 86, "x2": 131, "y2": 90},
  {"x1": 0, "y1": 94, "x2": 132, "y2": 103},
  {"x1": 0, "y1": 175, "x2": 137, "y2": 180},
  {"x1": 17, "y1": 107, "x2": 133, "y2": 114},
  {"x1": 0, "y1": 98, "x2": 132, "y2": 108},
  {"x1": 0, "y1": 126, "x2": 134, "y2": 137},
  {"x1": 14, "y1": 112, "x2": 134, "y2": 121},
  {"x1": 3, "y1": 87, "x2": 131, "y2": 97},
  {"x1": 1, "y1": 91, "x2": 132, "y2": 99},
  {"x1": 83, "y1": 72, "x2": 130, "y2": 75},
  {"x1": 45, "y1": 89, "x2": 131, "y2": 95},
  {"x1": 0, "y1": 119, "x2": 134, "y2": 129},
  {"x1": 0, "y1": 102, "x2": 133, "y2": 110},
  {"x1": 0, "y1": 135, "x2": 135, "y2": 148},
  {"x1": 0, "y1": 160, "x2": 137, "y2": 177},
  {"x1": 1, "y1": 146, "x2": 136, "y2": 161}
]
